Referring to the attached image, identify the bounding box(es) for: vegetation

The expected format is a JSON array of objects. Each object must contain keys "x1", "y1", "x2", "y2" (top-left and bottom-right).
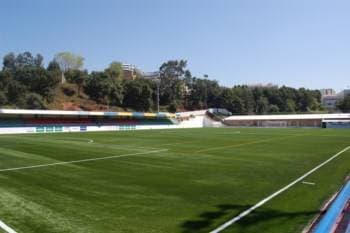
[
  {"x1": 0, "y1": 128, "x2": 349, "y2": 233},
  {"x1": 0, "y1": 51, "x2": 330, "y2": 113},
  {"x1": 337, "y1": 95, "x2": 350, "y2": 112}
]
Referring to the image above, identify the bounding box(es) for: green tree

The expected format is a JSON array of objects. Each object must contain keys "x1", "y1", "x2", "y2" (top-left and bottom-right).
[
  {"x1": 25, "y1": 93, "x2": 45, "y2": 109},
  {"x1": 85, "y1": 72, "x2": 113, "y2": 104},
  {"x1": 285, "y1": 99, "x2": 296, "y2": 112},
  {"x1": 3, "y1": 52, "x2": 43, "y2": 71},
  {"x1": 13, "y1": 67, "x2": 60, "y2": 99},
  {"x1": 123, "y1": 79, "x2": 153, "y2": 111},
  {"x1": 0, "y1": 92, "x2": 7, "y2": 105},
  {"x1": 256, "y1": 97, "x2": 269, "y2": 114},
  {"x1": 337, "y1": 95, "x2": 350, "y2": 112},
  {"x1": 54, "y1": 52, "x2": 84, "y2": 71},
  {"x1": 54, "y1": 52, "x2": 84, "y2": 83},
  {"x1": 65, "y1": 70, "x2": 88, "y2": 96},
  {"x1": 7, "y1": 81, "x2": 27, "y2": 105},
  {"x1": 105, "y1": 62, "x2": 123, "y2": 82},
  {"x1": 268, "y1": 104, "x2": 280, "y2": 113},
  {"x1": 2, "y1": 53, "x2": 16, "y2": 71},
  {"x1": 47, "y1": 60, "x2": 61, "y2": 72},
  {"x1": 159, "y1": 60, "x2": 189, "y2": 106},
  {"x1": 84, "y1": 72, "x2": 123, "y2": 106}
]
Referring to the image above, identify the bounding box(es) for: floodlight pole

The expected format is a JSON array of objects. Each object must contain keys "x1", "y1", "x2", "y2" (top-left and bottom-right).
[{"x1": 144, "y1": 71, "x2": 161, "y2": 113}]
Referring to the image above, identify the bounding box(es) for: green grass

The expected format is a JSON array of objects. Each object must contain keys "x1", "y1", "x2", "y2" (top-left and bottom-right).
[{"x1": 0, "y1": 128, "x2": 349, "y2": 233}]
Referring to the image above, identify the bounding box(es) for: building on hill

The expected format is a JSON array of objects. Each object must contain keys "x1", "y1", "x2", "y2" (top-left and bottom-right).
[
  {"x1": 320, "y1": 88, "x2": 338, "y2": 111},
  {"x1": 320, "y1": 88, "x2": 336, "y2": 96},
  {"x1": 322, "y1": 95, "x2": 338, "y2": 110},
  {"x1": 122, "y1": 63, "x2": 140, "y2": 80},
  {"x1": 337, "y1": 89, "x2": 350, "y2": 99},
  {"x1": 320, "y1": 88, "x2": 350, "y2": 111}
]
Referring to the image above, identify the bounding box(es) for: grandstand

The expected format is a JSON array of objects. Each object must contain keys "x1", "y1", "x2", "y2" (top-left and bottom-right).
[
  {"x1": 223, "y1": 113, "x2": 350, "y2": 128},
  {"x1": 0, "y1": 109, "x2": 177, "y2": 134},
  {"x1": 1, "y1": 109, "x2": 350, "y2": 135}
]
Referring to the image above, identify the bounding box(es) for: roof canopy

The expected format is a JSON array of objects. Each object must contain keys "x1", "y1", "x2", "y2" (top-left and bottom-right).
[
  {"x1": 0, "y1": 109, "x2": 175, "y2": 118},
  {"x1": 224, "y1": 113, "x2": 350, "y2": 121}
]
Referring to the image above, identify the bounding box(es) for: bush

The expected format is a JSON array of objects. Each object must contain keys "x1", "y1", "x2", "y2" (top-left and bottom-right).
[
  {"x1": 0, "y1": 92, "x2": 7, "y2": 105},
  {"x1": 268, "y1": 104, "x2": 280, "y2": 113},
  {"x1": 167, "y1": 102, "x2": 178, "y2": 113},
  {"x1": 25, "y1": 93, "x2": 45, "y2": 109},
  {"x1": 61, "y1": 85, "x2": 76, "y2": 96}
]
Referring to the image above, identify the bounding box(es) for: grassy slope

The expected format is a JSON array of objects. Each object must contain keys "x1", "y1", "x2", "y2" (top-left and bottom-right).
[
  {"x1": 46, "y1": 83, "x2": 126, "y2": 111},
  {"x1": 0, "y1": 128, "x2": 349, "y2": 233}
]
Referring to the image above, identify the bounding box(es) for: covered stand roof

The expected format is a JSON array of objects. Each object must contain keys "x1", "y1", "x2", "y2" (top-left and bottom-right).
[
  {"x1": 0, "y1": 109, "x2": 175, "y2": 118},
  {"x1": 224, "y1": 113, "x2": 350, "y2": 121}
]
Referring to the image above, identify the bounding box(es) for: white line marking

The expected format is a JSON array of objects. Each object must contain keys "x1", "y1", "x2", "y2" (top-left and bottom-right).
[
  {"x1": 0, "y1": 220, "x2": 17, "y2": 233},
  {"x1": 0, "y1": 149, "x2": 167, "y2": 173},
  {"x1": 210, "y1": 146, "x2": 350, "y2": 233},
  {"x1": 302, "y1": 181, "x2": 316, "y2": 185}
]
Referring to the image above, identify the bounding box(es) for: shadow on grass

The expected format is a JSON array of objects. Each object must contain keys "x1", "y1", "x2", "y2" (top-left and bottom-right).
[{"x1": 181, "y1": 204, "x2": 318, "y2": 233}]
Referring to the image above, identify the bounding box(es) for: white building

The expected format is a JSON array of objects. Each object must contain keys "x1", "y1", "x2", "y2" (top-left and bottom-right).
[{"x1": 320, "y1": 88, "x2": 338, "y2": 110}]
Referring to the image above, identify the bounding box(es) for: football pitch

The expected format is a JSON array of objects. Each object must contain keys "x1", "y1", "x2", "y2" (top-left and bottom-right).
[{"x1": 0, "y1": 128, "x2": 349, "y2": 233}]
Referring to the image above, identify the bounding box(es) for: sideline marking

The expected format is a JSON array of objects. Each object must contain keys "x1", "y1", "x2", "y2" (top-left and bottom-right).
[
  {"x1": 0, "y1": 220, "x2": 17, "y2": 233},
  {"x1": 210, "y1": 146, "x2": 350, "y2": 233},
  {"x1": 0, "y1": 149, "x2": 167, "y2": 173}
]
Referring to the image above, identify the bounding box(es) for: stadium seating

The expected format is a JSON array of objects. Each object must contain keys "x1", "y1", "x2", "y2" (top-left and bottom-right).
[
  {"x1": 0, "y1": 118, "x2": 25, "y2": 127},
  {"x1": 0, "y1": 117, "x2": 173, "y2": 127}
]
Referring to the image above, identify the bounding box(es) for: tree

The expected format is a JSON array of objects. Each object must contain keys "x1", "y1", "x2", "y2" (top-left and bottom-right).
[
  {"x1": 0, "y1": 71, "x2": 12, "y2": 90},
  {"x1": 85, "y1": 72, "x2": 113, "y2": 104},
  {"x1": 105, "y1": 61, "x2": 123, "y2": 81},
  {"x1": 7, "y1": 81, "x2": 27, "y2": 105},
  {"x1": 3, "y1": 52, "x2": 43, "y2": 71},
  {"x1": 337, "y1": 95, "x2": 350, "y2": 112},
  {"x1": 297, "y1": 88, "x2": 318, "y2": 111},
  {"x1": 285, "y1": 99, "x2": 296, "y2": 112},
  {"x1": 187, "y1": 78, "x2": 208, "y2": 109},
  {"x1": 25, "y1": 93, "x2": 45, "y2": 109},
  {"x1": 256, "y1": 97, "x2": 269, "y2": 114},
  {"x1": 84, "y1": 71, "x2": 123, "y2": 106},
  {"x1": 3, "y1": 53, "x2": 16, "y2": 71},
  {"x1": 13, "y1": 67, "x2": 60, "y2": 99},
  {"x1": 158, "y1": 60, "x2": 189, "y2": 106},
  {"x1": 54, "y1": 52, "x2": 84, "y2": 83},
  {"x1": 167, "y1": 101, "x2": 178, "y2": 113},
  {"x1": 54, "y1": 52, "x2": 84, "y2": 71},
  {"x1": 65, "y1": 70, "x2": 88, "y2": 96},
  {"x1": 268, "y1": 104, "x2": 280, "y2": 113},
  {"x1": 47, "y1": 60, "x2": 61, "y2": 72},
  {"x1": 0, "y1": 92, "x2": 7, "y2": 105},
  {"x1": 123, "y1": 79, "x2": 153, "y2": 111},
  {"x1": 34, "y1": 54, "x2": 44, "y2": 67},
  {"x1": 159, "y1": 60, "x2": 188, "y2": 79}
]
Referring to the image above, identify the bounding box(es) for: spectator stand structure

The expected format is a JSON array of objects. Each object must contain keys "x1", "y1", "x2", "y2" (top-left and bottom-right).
[
  {"x1": 222, "y1": 113, "x2": 350, "y2": 128},
  {"x1": 0, "y1": 109, "x2": 177, "y2": 134}
]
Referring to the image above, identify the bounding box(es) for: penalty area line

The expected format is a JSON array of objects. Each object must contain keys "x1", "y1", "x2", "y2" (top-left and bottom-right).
[
  {"x1": 210, "y1": 145, "x2": 350, "y2": 233},
  {"x1": 0, "y1": 220, "x2": 17, "y2": 233},
  {"x1": 0, "y1": 149, "x2": 168, "y2": 173}
]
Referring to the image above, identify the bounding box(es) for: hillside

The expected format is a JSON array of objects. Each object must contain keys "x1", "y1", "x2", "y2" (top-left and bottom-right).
[{"x1": 47, "y1": 83, "x2": 129, "y2": 112}]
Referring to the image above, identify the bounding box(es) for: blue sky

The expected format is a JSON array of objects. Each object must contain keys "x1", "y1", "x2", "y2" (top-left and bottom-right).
[{"x1": 1, "y1": 0, "x2": 349, "y2": 91}]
